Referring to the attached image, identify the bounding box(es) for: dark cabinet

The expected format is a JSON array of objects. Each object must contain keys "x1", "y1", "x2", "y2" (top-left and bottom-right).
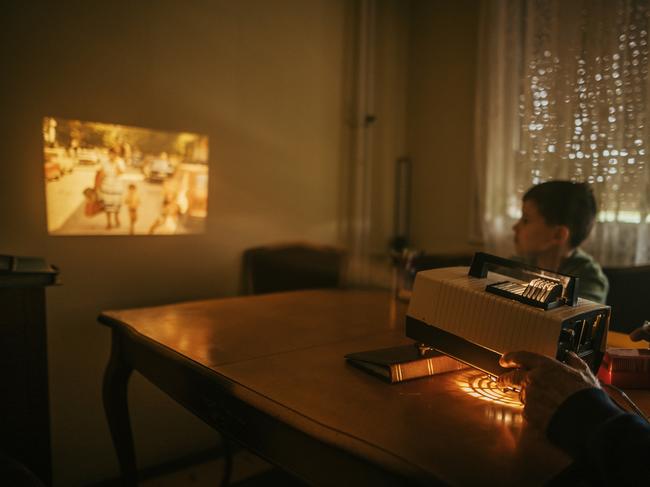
[{"x1": 0, "y1": 256, "x2": 58, "y2": 486}]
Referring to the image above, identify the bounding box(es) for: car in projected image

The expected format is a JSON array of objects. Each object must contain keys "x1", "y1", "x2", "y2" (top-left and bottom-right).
[
  {"x1": 128, "y1": 150, "x2": 145, "y2": 169},
  {"x1": 77, "y1": 148, "x2": 100, "y2": 165},
  {"x1": 44, "y1": 160, "x2": 61, "y2": 181},
  {"x1": 144, "y1": 155, "x2": 175, "y2": 183},
  {"x1": 44, "y1": 147, "x2": 75, "y2": 177}
]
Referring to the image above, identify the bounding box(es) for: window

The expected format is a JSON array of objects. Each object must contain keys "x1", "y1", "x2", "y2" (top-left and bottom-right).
[{"x1": 474, "y1": 0, "x2": 650, "y2": 265}]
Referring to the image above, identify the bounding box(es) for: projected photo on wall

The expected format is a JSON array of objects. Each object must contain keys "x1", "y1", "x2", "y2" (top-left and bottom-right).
[{"x1": 43, "y1": 117, "x2": 209, "y2": 236}]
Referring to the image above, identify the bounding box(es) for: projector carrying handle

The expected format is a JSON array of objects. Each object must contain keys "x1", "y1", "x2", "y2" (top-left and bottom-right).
[
  {"x1": 468, "y1": 252, "x2": 527, "y2": 278},
  {"x1": 468, "y1": 252, "x2": 579, "y2": 306}
]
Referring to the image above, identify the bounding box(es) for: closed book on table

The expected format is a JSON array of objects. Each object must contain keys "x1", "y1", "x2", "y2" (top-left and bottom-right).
[{"x1": 345, "y1": 343, "x2": 467, "y2": 383}]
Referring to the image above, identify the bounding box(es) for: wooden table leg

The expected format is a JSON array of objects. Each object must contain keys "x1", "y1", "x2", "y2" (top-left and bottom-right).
[{"x1": 102, "y1": 328, "x2": 137, "y2": 486}]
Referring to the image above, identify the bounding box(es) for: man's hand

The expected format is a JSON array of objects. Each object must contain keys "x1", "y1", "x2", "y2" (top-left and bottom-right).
[
  {"x1": 497, "y1": 351, "x2": 600, "y2": 431},
  {"x1": 630, "y1": 321, "x2": 650, "y2": 343}
]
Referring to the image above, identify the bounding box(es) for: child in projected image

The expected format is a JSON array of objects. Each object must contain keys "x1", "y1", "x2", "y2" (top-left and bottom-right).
[
  {"x1": 513, "y1": 180, "x2": 608, "y2": 303},
  {"x1": 124, "y1": 183, "x2": 140, "y2": 235}
]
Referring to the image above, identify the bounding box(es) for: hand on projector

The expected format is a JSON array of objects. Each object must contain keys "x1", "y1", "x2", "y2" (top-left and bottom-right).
[
  {"x1": 497, "y1": 351, "x2": 600, "y2": 431},
  {"x1": 630, "y1": 321, "x2": 650, "y2": 343}
]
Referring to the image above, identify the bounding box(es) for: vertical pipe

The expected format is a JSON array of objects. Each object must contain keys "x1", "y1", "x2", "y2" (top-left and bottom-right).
[
  {"x1": 392, "y1": 157, "x2": 411, "y2": 250},
  {"x1": 348, "y1": 0, "x2": 376, "y2": 285}
]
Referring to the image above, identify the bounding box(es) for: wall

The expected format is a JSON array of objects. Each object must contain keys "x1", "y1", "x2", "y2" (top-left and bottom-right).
[
  {"x1": 0, "y1": 1, "x2": 350, "y2": 485},
  {"x1": 406, "y1": 0, "x2": 481, "y2": 253}
]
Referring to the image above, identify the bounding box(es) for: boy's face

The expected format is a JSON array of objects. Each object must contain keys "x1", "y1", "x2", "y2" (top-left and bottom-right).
[{"x1": 513, "y1": 199, "x2": 562, "y2": 258}]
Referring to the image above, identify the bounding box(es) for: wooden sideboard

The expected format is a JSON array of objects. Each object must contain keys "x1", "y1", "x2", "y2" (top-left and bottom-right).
[{"x1": 0, "y1": 257, "x2": 58, "y2": 486}]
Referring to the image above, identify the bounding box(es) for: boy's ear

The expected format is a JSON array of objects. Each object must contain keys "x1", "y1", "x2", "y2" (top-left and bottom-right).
[{"x1": 553, "y1": 225, "x2": 571, "y2": 246}]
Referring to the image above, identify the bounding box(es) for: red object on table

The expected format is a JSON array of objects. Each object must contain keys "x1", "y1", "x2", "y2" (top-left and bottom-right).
[{"x1": 597, "y1": 348, "x2": 650, "y2": 388}]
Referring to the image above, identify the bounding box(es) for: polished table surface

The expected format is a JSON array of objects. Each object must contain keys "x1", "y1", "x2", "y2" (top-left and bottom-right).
[{"x1": 99, "y1": 289, "x2": 649, "y2": 486}]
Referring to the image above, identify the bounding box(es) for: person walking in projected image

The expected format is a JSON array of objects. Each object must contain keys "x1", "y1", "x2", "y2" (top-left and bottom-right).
[
  {"x1": 96, "y1": 146, "x2": 125, "y2": 230},
  {"x1": 149, "y1": 180, "x2": 181, "y2": 235}
]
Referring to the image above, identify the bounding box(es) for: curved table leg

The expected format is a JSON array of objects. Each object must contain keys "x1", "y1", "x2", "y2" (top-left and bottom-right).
[
  {"x1": 219, "y1": 436, "x2": 233, "y2": 487},
  {"x1": 103, "y1": 328, "x2": 137, "y2": 486}
]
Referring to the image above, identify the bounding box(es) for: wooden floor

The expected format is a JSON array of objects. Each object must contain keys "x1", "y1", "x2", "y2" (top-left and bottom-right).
[
  {"x1": 139, "y1": 449, "x2": 306, "y2": 487},
  {"x1": 87, "y1": 448, "x2": 306, "y2": 487}
]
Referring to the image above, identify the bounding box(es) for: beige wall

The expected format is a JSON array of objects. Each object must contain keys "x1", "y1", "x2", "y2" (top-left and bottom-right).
[
  {"x1": 407, "y1": 0, "x2": 480, "y2": 253},
  {"x1": 1, "y1": 1, "x2": 351, "y2": 485}
]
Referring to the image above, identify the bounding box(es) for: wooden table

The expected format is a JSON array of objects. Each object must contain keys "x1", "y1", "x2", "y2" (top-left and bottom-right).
[{"x1": 100, "y1": 289, "x2": 593, "y2": 486}]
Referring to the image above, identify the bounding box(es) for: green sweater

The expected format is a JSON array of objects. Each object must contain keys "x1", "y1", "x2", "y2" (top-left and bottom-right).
[{"x1": 558, "y1": 248, "x2": 609, "y2": 304}]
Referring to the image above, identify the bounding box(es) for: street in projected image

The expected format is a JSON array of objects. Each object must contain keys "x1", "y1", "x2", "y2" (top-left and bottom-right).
[{"x1": 43, "y1": 117, "x2": 209, "y2": 236}]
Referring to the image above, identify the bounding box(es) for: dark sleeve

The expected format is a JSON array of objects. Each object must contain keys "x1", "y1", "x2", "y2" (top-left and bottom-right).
[{"x1": 547, "y1": 388, "x2": 650, "y2": 485}]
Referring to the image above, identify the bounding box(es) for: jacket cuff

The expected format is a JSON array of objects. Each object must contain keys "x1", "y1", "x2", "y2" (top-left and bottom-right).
[{"x1": 546, "y1": 387, "x2": 622, "y2": 457}]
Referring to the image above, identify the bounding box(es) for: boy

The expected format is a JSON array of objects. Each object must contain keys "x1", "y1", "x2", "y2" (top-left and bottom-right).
[{"x1": 512, "y1": 180, "x2": 608, "y2": 303}]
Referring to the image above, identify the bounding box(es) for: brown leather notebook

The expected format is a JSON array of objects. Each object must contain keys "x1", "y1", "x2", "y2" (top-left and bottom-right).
[{"x1": 345, "y1": 343, "x2": 468, "y2": 383}]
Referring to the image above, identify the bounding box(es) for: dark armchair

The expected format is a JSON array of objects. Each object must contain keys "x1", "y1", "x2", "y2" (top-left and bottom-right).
[
  {"x1": 602, "y1": 264, "x2": 650, "y2": 333},
  {"x1": 241, "y1": 242, "x2": 347, "y2": 295}
]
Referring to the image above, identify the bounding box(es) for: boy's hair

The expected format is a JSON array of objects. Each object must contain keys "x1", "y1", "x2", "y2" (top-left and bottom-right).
[{"x1": 523, "y1": 180, "x2": 597, "y2": 248}]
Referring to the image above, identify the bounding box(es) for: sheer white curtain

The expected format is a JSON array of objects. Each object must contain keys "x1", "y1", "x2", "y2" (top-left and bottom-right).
[{"x1": 474, "y1": 0, "x2": 650, "y2": 266}]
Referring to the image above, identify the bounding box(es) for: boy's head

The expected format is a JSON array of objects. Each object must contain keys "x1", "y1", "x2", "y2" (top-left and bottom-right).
[{"x1": 513, "y1": 181, "x2": 597, "y2": 257}]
